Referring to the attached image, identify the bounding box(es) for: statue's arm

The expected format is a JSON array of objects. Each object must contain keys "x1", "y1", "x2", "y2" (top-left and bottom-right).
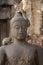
[
  {"x1": 37, "y1": 46, "x2": 43, "y2": 65},
  {"x1": 34, "y1": 49, "x2": 39, "y2": 65},
  {"x1": 0, "y1": 47, "x2": 5, "y2": 65}
]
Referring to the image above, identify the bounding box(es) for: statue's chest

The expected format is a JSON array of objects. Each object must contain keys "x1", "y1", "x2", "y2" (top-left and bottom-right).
[{"x1": 6, "y1": 44, "x2": 35, "y2": 65}]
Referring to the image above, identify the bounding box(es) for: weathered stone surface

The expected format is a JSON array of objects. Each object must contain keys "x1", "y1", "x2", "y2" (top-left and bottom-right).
[
  {"x1": 0, "y1": 0, "x2": 22, "y2": 6},
  {"x1": 0, "y1": 0, "x2": 14, "y2": 6},
  {"x1": 0, "y1": 7, "x2": 11, "y2": 19},
  {"x1": 14, "y1": 0, "x2": 22, "y2": 4}
]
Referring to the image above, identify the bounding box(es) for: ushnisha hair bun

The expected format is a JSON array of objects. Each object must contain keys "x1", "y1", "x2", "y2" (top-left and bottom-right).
[{"x1": 10, "y1": 11, "x2": 30, "y2": 27}]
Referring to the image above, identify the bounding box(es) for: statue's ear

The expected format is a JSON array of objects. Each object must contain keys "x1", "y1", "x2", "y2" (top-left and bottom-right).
[
  {"x1": 21, "y1": 10, "x2": 30, "y2": 27},
  {"x1": 28, "y1": 20, "x2": 30, "y2": 27},
  {"x1": 26, "y1": 18, "x2": 30, "y2": 27}
]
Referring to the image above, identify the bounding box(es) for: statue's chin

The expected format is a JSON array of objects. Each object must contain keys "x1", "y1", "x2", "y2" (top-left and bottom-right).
[
  {"x1": 16, "y1": 37, "x2": 25, "y2": 40},
  {"x1": 17, "y1": 38, "x2": 24, "y2": 40}
]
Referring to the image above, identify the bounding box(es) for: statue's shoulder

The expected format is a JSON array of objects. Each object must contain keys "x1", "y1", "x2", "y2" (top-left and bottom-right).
[
  {"x1": 32, "y1": 44, "x2": 43, "y2": 51},
  {"x1": 0, "y1": 43, "x2": 13, "y2": 53},
  {"x1": 0, "y1": 46, "x2": 5, "y2": 54},
  {"x1": 4, "y1": 43, "x2": 15, "y2": 51},
  {"x1": 26, "y1": 42, "x2": 36, "y2": 48},
  {"x1": 25, "y1": 42, "x2": 37, "y2": 52}
]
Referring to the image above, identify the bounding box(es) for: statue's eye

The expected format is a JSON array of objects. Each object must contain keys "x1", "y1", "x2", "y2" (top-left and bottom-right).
[
  {"x1": 15, "y1": 26, "x2": 20, "y2": 29},
  {"x1": 22, "y1": 26, "x2": 25, "y2": 29}
]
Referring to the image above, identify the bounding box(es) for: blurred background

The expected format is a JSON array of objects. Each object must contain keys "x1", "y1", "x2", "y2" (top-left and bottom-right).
[{"x1": 0, "y1": 0, "x2": 43, "y2": 46}]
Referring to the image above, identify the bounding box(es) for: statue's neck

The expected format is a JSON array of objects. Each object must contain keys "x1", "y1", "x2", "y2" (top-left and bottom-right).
[{"x1": 13, "y1": 38, "x2": 26, "y2": 44}]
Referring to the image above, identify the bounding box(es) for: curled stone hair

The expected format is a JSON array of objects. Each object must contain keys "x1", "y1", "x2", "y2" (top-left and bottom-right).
[{"x1": 10, "y1": 11, "x2": 30, "y2": 27}]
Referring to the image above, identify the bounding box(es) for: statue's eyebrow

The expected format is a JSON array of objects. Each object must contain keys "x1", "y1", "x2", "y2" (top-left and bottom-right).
[{"x1": 14, "y1": 24, "x2": 20, "y2": 27}]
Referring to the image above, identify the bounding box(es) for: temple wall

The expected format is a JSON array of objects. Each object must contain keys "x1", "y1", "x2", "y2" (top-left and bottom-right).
[
  {"x1": 21, "y1": 0, "x2": 43, "y2": 46},
  {"x1": 22, "y1": 0, "x2": 42, "y2": 35}
]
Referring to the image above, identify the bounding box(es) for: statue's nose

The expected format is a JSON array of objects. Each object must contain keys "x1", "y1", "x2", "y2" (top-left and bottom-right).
[{"x1": 19, "y1": 27, "x2": 22, "y2": 33}]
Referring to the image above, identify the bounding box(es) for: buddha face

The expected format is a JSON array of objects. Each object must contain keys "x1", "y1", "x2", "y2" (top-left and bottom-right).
[{"x1": 12, "y1": 20, "x2": 28, "y2": 40}]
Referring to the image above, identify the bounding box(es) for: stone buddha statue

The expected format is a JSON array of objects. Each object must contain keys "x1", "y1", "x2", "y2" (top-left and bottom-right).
[{"x1": 0, "y1": 11, "x2": 39, "y2": 65}]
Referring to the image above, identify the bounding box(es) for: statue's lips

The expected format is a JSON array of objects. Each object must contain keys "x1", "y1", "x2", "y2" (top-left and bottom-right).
[{"x1": 18, "y1": 33, "x2": 23, "y2": 36}]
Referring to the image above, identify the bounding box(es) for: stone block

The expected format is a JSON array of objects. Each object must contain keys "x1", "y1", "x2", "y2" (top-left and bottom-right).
[
  {"x1": 0, "y1": 0, "x2": 14, "y2": 6},
  {"x1": 0, "y1": 7, "x2": 11, "y2": 19}
]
